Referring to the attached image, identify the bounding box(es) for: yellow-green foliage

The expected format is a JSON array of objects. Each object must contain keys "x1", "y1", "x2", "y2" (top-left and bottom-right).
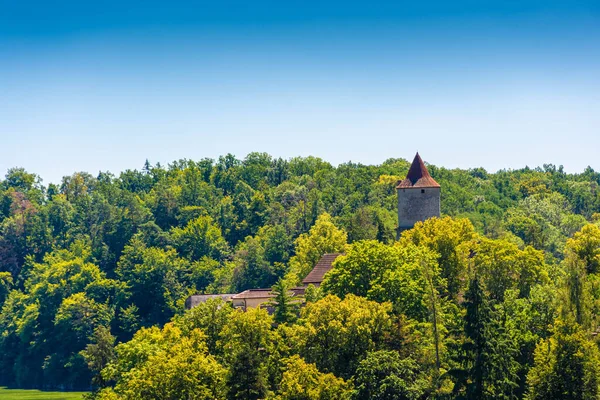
[
  {"x1": 269, "y1": 355, "x2": 352, "y2": 400},
  {"x1": 0, "y1": 272, "x2": 12, "y2": 305},
  {"x1": 2, "y1": 155, "x2": 600, "y2": 395},
  {"x1": 567, "y1": 224, "x2": 600, "y2": 274},
  {"x1": 288, "y1": 294, "x2": 392, "y2": 378},
  {"x1": 101, "y1": 325, "x2": 226, "y2": 400},
  {"x1": 399, "y1": 216, "x2": 477, "y2": 297},
  {"x1": 527, "y1": 319, "x2": 600, "y2": 400},
  {"x1": 468, "y1": 237, "x2": 549, "y2": 300},
  {"x1": 219, "y1": 307, "x2": 278, "y2": 400},
  {"x1": 288, "y1": 213, "x2": 348, "y2": 279},
  {"x1": 322, "y1": 240, "x2": 440, "y2": 321}
]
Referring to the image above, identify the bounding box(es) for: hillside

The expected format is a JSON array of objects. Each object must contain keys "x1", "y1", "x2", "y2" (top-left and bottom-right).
[{"x1": 1, "y1": 153, "x2": 600, "y2": 399}]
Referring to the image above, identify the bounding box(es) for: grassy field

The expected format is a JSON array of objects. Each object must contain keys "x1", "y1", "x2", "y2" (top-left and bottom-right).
[{"x1": 0, "y1": 387, "x2": 87, "y2": 400}]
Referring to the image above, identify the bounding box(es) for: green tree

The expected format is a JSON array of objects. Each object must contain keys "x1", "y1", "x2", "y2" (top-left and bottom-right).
[
  {"x1": 221, "y1": 307, "x2": 275, "y2": 400},
  {"x1": 3, "y1": 152, "x2": 600, "y2": 393},
  {"x1": 81, "y1": 326, "x2": 116, "y2": 388},
  {"x1": 232, "y1": 235, "x2": 278, "y2": 292},
  {"x1": 469, "y1": 237, "x2": 549, "y2": 301},
  {"x1": 458, "y1": 277, "x2": 492, "y2": 399},
  {"x1": 212, "y1": 153, "x2": 241, "y2": 196},
  {"x1": 288, "y1": 213, "x2": 347, "y2": 279},
  {"x1": 290, "y1": 294, "x2": 392, "y2": 379},
  {"x1": 271, "y1": 278, "x2": 300, "y2": 325},
  {"x1": 2, "y1": 168, "x2": 45, "y2": 205},
  {"x1": 399, "y1": 217, "x2": 476, "y2": 299},
  {"x1": 101, "y1": 325, "x2": 227, "y2": 400},
  {"x1": 146, "y1": 181, "x2": 181, "y2": 230},
  {"x1": 271, "y1": 355, "x2": 352, "y2": 400},
  {"x1": 562, "y1": 253, "x2": 592, "y2": 327},
  {"x1": 322, "y1": 240, "x2": 440, "y2": 322},
  {"x1": 353, "y1": 350, "x2": 428, "y2": 400},
  {"x1": 0, "y1": 271, "x2": 12, "y2": 305},
  {"x1": 174, "y1": 297, "x2": 233, "y2": 355},
  {"x1": 117, "y1": 238, "x2": 191, "y2": 325},
  {"x1": 453, "y1": 278, "x2": 520, "y2": 400},
  {"x1": 54, "y1": 293, "x2": 113, "y2": 351},
  {"x1": 527, "y1": 318, "x2": 600, "y2": 400},
  {"x1": 344, "y1": 207, "x2": 378, "y2": 242},
  {"x1": 567, "y1": 224, "x2": 600, "y2": 274},
  {"x1": 120, "y1": 331, "x2": 226, "y2": 400},
  {"x1": 303, "y1": 284, "x2": 322, "y2": 303},
  {"x1": 171, "y1": 215, "x2": 229, "y2": 261},
  {"x1": 247, "y1": 191, "x2": 268, "y2": 235},
  {"x1": 45, "y1": 194, "x2": 75, "y2": 247},
  {"x1": 0, "y1": 242, "x2": 118, "y2": 388},
  {"x1": 260, "y1": 224, "x2": 292, "y2": 265}
]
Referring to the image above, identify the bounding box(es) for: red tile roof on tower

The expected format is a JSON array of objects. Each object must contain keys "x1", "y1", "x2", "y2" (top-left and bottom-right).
[
  {"x1": 396, "y1": 153, "x2": 440, "y2": 189},
  {"x1": 302, "y1": 253, "x2": 343, "y2": 285}
]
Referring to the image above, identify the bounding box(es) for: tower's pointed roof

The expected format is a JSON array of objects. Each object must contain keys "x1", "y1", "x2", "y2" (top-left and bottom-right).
[{"x1": 396, "y1": 153, "x2": 440, "y2": 188}]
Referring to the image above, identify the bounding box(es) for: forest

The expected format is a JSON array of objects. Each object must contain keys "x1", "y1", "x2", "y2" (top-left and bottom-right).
[{"x1": 1, "y1": 152, "x2": 600, "y2": 399}]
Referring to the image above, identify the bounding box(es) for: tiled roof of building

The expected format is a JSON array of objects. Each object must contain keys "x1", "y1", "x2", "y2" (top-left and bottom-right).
[
  {"x1": 396, "y1": 153, "x2": 440, "y2": 189},
  {"x1": 232, "y1": 289, "x2": 275, "y2": 299},
  {"x1": 232, "y1": 288, "x2": 302, "y2": 300},
  {"x1": 302, "y1": 253, "x2": 343, "y2": 285}
]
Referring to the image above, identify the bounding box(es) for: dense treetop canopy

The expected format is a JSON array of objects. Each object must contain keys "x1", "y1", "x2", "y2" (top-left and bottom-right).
[{"x1": 1, "y1": 153, "x2": 599, "y2": 398}]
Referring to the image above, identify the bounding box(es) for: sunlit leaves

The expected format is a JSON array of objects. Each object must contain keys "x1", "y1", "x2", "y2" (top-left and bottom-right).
[{"x1": 288, "y1": 213, "x2": 347, "y2": 279}]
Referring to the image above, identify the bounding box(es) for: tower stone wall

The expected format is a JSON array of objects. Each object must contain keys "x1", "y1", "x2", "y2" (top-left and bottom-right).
[{"x1": 397, "y1": 187, "x2": 441, "y2": 233}]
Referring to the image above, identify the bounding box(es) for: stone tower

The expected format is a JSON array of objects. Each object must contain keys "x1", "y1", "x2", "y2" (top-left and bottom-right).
[{"x1": 396, "y1": 153, "x2": 441, "y2": 238}]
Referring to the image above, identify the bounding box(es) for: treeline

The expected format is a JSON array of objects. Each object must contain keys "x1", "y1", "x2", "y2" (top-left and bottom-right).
[{"x1": 0, "y1": 153, "x2": 599, "y2": 398}]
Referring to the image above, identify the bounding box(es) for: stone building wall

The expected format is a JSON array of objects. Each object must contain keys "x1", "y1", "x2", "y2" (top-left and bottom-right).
[{"x1": 397, "y1": 187, "x2": 441, "y2": 233}]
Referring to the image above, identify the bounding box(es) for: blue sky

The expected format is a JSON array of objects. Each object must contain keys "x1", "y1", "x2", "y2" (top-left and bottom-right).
[{"x1": 1, "y1": 0, "x2": 599, "y2": 184}]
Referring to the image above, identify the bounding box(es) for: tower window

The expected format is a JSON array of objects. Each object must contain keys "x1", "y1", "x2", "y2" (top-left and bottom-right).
[{"x1": 421, "y1": 189, "x2": 425, "y2": 193}]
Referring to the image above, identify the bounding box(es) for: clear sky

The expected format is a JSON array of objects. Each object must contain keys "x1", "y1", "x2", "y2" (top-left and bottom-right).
[{"x1": 1, "y1": 0, "x2": 599, "y2": 184}]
